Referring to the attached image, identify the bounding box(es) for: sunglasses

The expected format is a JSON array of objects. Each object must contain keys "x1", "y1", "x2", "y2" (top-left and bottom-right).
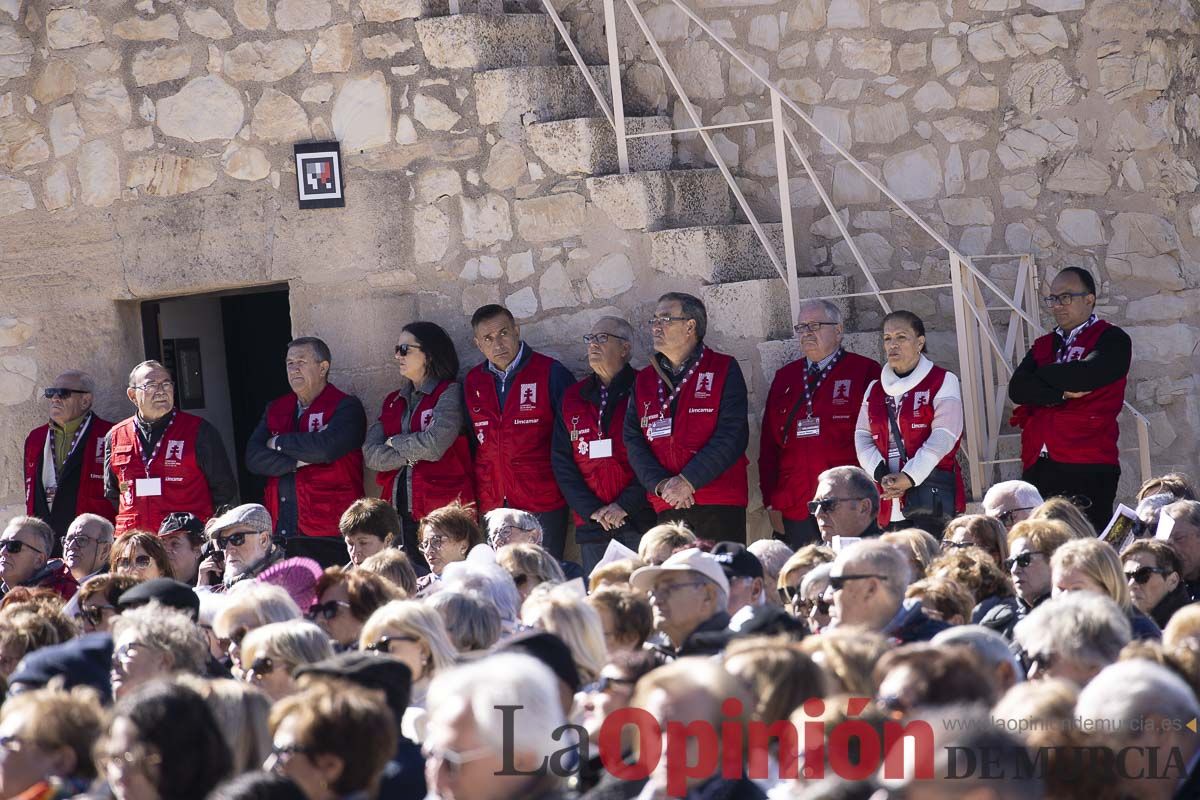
[
  {"x1": 80, "y1": 604, "x2": 116, "y2": 628},
  {"x1": 582, "y1": 675, "x2": 637, "y2": 694},
  {"x1": 827, "y1": 574, "x2": 886, "y2": 591},
  {"x1": 807, "y1": 497, "x2": 866, "y2": 515},
  {"x1": 307, "y1": 600, "x2": 352, "y2": 621},
  {"x1": 213, "y1": 530, "x2": 256, "y2": 549},
  {"x1": 0, "y1": 539, "x2": 43, "y2": 556},
  {"x1": 248, "y1": 657, "x2": 277, "y2": 678},
  {"x1": 1004, "y1": 551, "x2": 1044, "y2": 571},
  {"x1": 1125, "y1": 566, "x2": 1168, "y2": 585},
  {"x1": 44, "y1": 388, "x2": 88, "y2": 399},
  {"x1": 364, "y1": 634, "x2": 419, "y2": 654},
  {"x1": 116, "y1": 554, "x2": 153, "y2": 571},
  {"x1": 394, "y1": 343, "x2": 423, "y2": 357},
  {"x1": 997, "y1": 507, "x2": 1035, "y2": 526}
]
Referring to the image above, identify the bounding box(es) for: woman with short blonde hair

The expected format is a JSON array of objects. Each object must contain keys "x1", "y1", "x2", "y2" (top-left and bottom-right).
[
  {"x1": 943, "y1": 514, "x2": 1009, "y2": 566},
  {"x1": 1052, "y1": 538, "x2": 1161, "y2": 640},
  {"x1": 360, "y1": 600, "x2": 458, "y2": 694},
  {"x1": 496, "y1": 542, "x2": 565, "y2": 602},
  {"x1": 637, "y1": 523, "x2": 696, "y2": 566},
  {"x1": 239, "y1": 620, "x2": 334, "y2": 701},
  {"x1": 1028, "y1": 497, "x2": 1095, "y2": 539},
  {"x1": 175, "y1": 676, "x2": 272, "y2": 775},
  {"x1": 521, "y1": 582, "x2": 608, "y2": 684}
]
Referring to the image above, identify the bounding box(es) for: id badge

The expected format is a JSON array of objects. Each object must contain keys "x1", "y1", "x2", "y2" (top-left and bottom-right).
[
  {"x1": 589, "y1": 439, "x2": 613, "y2": 459},
  {"x1": 135, "y1": 478, "x2": 163, "y2": 497},
  {"x1": 796, "y1": 417, "x2": 821, "y2": 438},
  {"x1": 647, "y1": 418, "x2": 672, "y2": 440}
]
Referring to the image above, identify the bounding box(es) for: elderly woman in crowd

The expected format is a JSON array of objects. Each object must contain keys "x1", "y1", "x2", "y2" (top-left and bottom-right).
[
  {"x1": 98, "y1": 681, "x2": 232, "y2": 800},
  {"x1": 109, "y1": 531, "x2": 174, "y2": 581},
  {"x1": 309, "y1": 567, "x2": 403, "y2": 651},
  {"x1": 76, "y1": 573, "x2": 140, "y2": 633},
  {"x1": 240, "y1": 620, "x2": 335, "y2": 701},
  {"x1": 1051, "y1": 538, "x2": 1161, "y2": 639},
  {"x1": 521, "y1": 582, "x2": 608, "y2": 685},
  {"x1": 1121, "y1": 539, "x2": 1190, "y2": 629},
  {"x1": 359, "y1": 599, "x2": 458, "y2": 727},
  {"x1": 496, "y1": 542, "x2": 566, "y2": 603},
  {"x1": 586, "y1": 585, "x2": 653, "y2": 654},
  {"x1": 176, "y1": 676, "x2": 273, "y2": 776},
  {"x1": 109, "y1": 602, "x2": 209, "y2": 700},
  {"x1": 1013, "y1": 591, "x2": 1131, "y2": 685},
  {"x1": 424, "y1": 590, "x2": 501, "y2": 656},
  {"x1": 928, "y1": 545, "x2": 1016, "y2": 623},
  {"x1": 637, "y1": 522, "x2": 696, "y2": 566},
  {"x1": 0, "y1": 687, "x2": 103, "y2": 798},
  {"x1": 439, "y1": 561, "x2": 524, "y2": 635},
  {"x1": 1027, "y1": 496, "x2": 1095, "y2": 539},
  {"x1": 905, "y1": 575, "x2": 976, "y2": 626},
  {"x1": 357, "y1": 548, "x2": 418, "y2": 596},
  {"x1": 776, "y1": 545, "x2": 835, "y2": 609},
  {"x1": 487, "y1": 508, "x2": 584, "y2": 581},
  {"x1": 942, "y1": 513, "x2": 1008, "y2": 566},
  {"x1": 587, "y1": 558, "x2": 643, "y2": 593},
  {"x1": 978, "y1": 517, "x2": 1075, "y2": 639},
  {"x1": 796, "y1": 562, "x2": 833, "y2": 631},
  {"x1": 415, "y1": 502, "x2": 484, "y2": 592},
  {"x1": 213, "y1": 583, "x2": 302, "y2": 677}
]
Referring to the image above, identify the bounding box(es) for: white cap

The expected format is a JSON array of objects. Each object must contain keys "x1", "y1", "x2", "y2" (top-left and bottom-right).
[
  {"x1": 629, "y1": 547, "x2": 730, "y2": 596},
  {"x1": 982, "y1": 480, "x2": 1043, "y2": 516}
]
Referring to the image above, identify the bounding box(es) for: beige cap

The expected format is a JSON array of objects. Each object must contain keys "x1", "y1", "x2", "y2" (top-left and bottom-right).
[{"x1": 630, "y1": 547, "x2": 730, "y2": 596}]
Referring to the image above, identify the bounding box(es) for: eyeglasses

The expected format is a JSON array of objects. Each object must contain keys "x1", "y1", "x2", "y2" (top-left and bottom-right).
[
  {"x1": 98, "y1": 745, "x2": 161, "y2": 773},
  {"x1": 80, "y1": 604, "x2": 116, "y2": 628},
  {"x1": 394, "y1": 343, "x2": 423, "y2": 357},
  {"x1": 1004, "y1": 551, "x2": 1044, "y2": 571},
  {"x1": 420, "y1": 535, "x2": 450, "y2": 552},
  {"x1": 997, "y1": 507, "x2": 1035, "y2": 526},
  {"x1": 807, "y1": 497, "x2": 866, "y2": 515},
  {"x1": 827, "y1": 574, "x2": 886, "y2": 591},
  {"x1": 112, "y1": 641, "x2": 151, "y2": 668},
  {"x1": 213, "y1": 530, "x2": 257, "y2": 549},
  {"x1": 1042, "y1": 291, "x2": 1091, "y2": 308},
  {"x1": 423, "y1": 743, "x2": 494, "y2": 776},
  {"x1": 582, "y1": 333, "x2": 629, "y2": 345},
  {"x1": 646, "y1": 316, "x2": 689, "y2": 328},
  {"x1": 793, "y1": 321, "x2": 839, "y2": 335},
  {"x1": 247, "y1": 657, "x2": 277, "y2": 678},
  {"x1": 64, "y1": 534, "x2": 105, "y2": 550},
  {"x1": 44, "y1": 388, "x2": 88, "y2": 399},
  {"x1": 649, "y1": 580, "x2": 707, "y2": 600},
  {"x1": 116, "y1": 554, "x2": 153, "y2": 571},
  {"x1": 364, "y1": 634, "x2": 419, "y2": 654},
  {"x1": 133, "y1": 381, "x2": 174, "y2": 393},
  {"x1": 0, "y1": 539, "x2": 43, "y2": 556},
  {"x1": 492, "y1": 525, "x2": 537, "y2": 547},
  {"x1": 582, "y1": 675, "x2": 637, "y2": 694},
  {"x1": 1125, "y1": 566, "x2": 1168, "y2": 585},
  {"x1": 940, "y1": 539, "x2": 976, "y2": 552},
  {"x1": 307, "y1": 600, "x2": 352, "y2": 621},
  {"x1": 270, "y1": 743, "x2": 314, "y2": 761}
]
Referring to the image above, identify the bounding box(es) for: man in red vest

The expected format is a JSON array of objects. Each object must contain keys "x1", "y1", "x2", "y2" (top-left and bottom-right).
[
  {"x1": 623, "y1": 292, "x2": 749, "y2": 543},
  {"x1": 23, "y1": 369, "x2": 114, "y2": 543},
  {"x1": 105, "y1": 360, "x2": 238, "y2": 535},
  {"x1": 759, "y1": 299, "x2": 881, "y2": 548},
  {"x1": 552, "y1": 316, "x2": 655, "y2": 574},
  {"x1": 465, "y1": 304, "x2": 575, "y2": 559},
  {"x1": 246, "y1": 337, "x2": 366, "y2": 567},
  {"x1": 1010, "y1": 267, "x2": 1131, "y2": 533}
]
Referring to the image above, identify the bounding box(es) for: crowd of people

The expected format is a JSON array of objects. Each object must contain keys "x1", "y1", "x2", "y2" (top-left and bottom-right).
[{"x1": 2, "y1": 266, "x2": 1196, "y2": 799}]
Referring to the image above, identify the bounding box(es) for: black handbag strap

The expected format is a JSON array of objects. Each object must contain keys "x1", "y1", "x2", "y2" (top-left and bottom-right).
[
  {"x1": 883, "y1": 398, "x2": 909, "y2": 464},
  {"x1": 780, "y1": 390, "x2": 811, "y2": 445}
]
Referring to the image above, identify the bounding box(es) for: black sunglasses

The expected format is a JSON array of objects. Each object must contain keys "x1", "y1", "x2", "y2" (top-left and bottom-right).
[
  {"x1": 828, "y1": 574, "x2": 886, "y2": 591},
  {"x1": 1125, "y1": 566, "x2": 1168, "y2": 585},
  {"x1": 807, "y1": 497, "x2": 866, "y2": 515},
  {"x1": 307, "y1": 600, "x2": 352, "y2": 621},
  {"x1": 1004, "y1": 551, "x2": 1043, "y2": 571},
  {"x1": 997, "y1": 507, "x2": 1035, "y2": 526},
  {"x1": 213, "y1": 531, "x2": 253, "y2": 550},
  {"x1": 394, "y1": 343, "x2": 423, "y2": 356},
  {"x1": 0, "y1": 539, "x2": 43, "y2": 556},
  {"x1": 43, "y1": 388, "x2": 88, "y2": 399},
  {"x1": 80, "y1": 605, "x2": 116, "y2": 628},
  {"x1": 364, "y1": 634, "x2": 419, "y2": 654},
  {"x1": 248, "y1": 657, "x2": 276, "y2": 677}
]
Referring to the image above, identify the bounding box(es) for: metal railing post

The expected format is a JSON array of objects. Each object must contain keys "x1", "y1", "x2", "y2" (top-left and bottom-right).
[
  {"x1": 771, "y1": 91, "x2": 799, "y2": 323},
  {"x1": 950, "y1": 253, "x2": 986, "y2": 498},
  {"x1": 603, "y1": 0, "x2": 629, "y2": 174}
]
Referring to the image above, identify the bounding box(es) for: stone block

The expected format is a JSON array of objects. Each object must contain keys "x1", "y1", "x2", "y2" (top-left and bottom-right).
[
  {"x1": 527, "y1": 116, "x2": 672, "y2": 177},
  {"x1": 415, "y1": 14, "x2": 557, "y2": 70},
  {"x1": 474, "y1": 66, "x2": 609, "y2": 126},
  {"x1": 586, "y1": 168, "x2": 733, "y2": 231},
  {"x1": 703, "y1": 279, "x2": 794, "y2": 340},
  {"x1": 514, "y1": 193, "x2": 585, "y2": 242},
  {"x1": 649, "y1": 223, "x2": 793, "y2": 283}
]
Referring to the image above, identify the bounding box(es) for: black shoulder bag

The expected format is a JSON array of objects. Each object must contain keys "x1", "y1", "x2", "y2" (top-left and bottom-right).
[{"x1": 884, "y1": 399, "x2": 957, "y2": 520}]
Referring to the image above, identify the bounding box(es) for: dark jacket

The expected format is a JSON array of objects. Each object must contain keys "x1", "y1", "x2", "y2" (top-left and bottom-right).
[
  {"x1": 651, "y1": 611, "x2": 734, "y2": 660},
  {"x1": 1150, "y1": 583, "x2": 1193, "y2": 630},
  {"x1": 1130, "y1": 609, "x2": 1162, "y2": 641},
  {"x1": 979, "y1": 593, "x2": 1045, "y2": 641},
  {"x1": 2, "y1": 559, "x2": 78, "y2": 601},
  {"x1": 583, "y1": 773, "x2": 766, "y2": 800},
  {"x1": 972, "y1": 594, "x2": 1018, "y2": 625},
  {"x1": 883, "y1": 598, "x2": 951, "y2": 645},
  {"x1": 377, "y1": 736, "x2": 426, "y2": 799}
]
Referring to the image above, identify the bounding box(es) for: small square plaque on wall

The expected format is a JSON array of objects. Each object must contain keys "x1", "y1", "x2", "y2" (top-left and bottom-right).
[{"x1": 294, "y1": 141, "x2": 345, "y2": 209}]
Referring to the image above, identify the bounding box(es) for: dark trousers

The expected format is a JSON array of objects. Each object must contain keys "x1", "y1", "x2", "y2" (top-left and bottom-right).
[
  {"x1": 534, "y1": 506, "x2": 570, "y2": 560},
  {"x1": 284, "y1": 535, "x2": 350, "y2": 569},
  {"x1": 781, "y1": 516, "x2": 820, "y2": 549},
  {"x1": 656, "y1": 505, "x2": 747, "y2": 544},
  {"x1": 1023, "y1": 458, "x2": 1119, "y2": 534},
  {"x1": 398, "y1": 510, "x2": 431, "y2": 577},
  {"x1": 579, "y1": 527, "x2": 645, "y2": 576}
]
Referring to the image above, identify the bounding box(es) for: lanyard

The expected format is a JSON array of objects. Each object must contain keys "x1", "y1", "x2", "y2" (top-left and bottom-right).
[
  {"x1": 802, "y1": 350, "x2": 843, "y2": 419},
  {"x1": 571, "y1": 382, "x2": 612, "y2": 442},
  {"x1": 139, "y1": 410, "x2": 177, "y2": 474},
  {"x1": 48, "y1": 413, "x2": 92, "y2": 481},
  {"x1": 1055, "y1": 314, "x2": 1096, "y2": 363},
  {"x1": 655, "y1": 346, "x2": 705, "y2": 417}
]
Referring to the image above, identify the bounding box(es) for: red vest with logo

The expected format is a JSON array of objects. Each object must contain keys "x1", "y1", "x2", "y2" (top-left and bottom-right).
[
  {"x1": 759, "y1": 352, "x2": 881, "y2": 521},
  {"x1": 110, "y1": 411, "x2": 213, "y2": 534},
  {"x1": 633, "y1": 348, "x2": 749, "y2": 512},
  {"x1": 560, "y1": 376, "x2": 638, "y2": 526},
  {"x1": 375, "y1": 381, "x2": 476, "y2": 519},
  {"x1": 263, "y1": 384, "x2": 365, "y2": 537},
  {"x1": 464, "y1": 352, "x2": 565, "y2": 514},
  {"x1": 24, "y1": 415, "x2": 116, "y2": 522},
  {"x1": 1011, "y1": 320, "x2": 1126, "y2": 469},
  {"x1": 866, "y1": 365, "x2": 965, "y2": 526}
]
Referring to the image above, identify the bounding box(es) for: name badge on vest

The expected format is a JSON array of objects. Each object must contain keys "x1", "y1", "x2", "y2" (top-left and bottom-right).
[
  {"x1": 796, "y1": 417, "x2": 820, "y2": 438},
  {"x1": 135, "y1": 478, "x2": 163, "y2": 497},
  {"x1": 647, "y1": 418, "x2": 672, "y2": 441},
  {"x1": 589, "y1": 439, "x2": 613, "y2": 459}
]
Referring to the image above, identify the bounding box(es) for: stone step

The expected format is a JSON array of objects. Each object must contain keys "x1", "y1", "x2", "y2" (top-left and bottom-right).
[
  {"x1": 649, "y1": 223, "x2": 801, "y2": 284},
  {"x1": 365, "y1": 0, "x2": 502, "y2": 21},
  {"x1": 527, "y1": 116, "x2": 672, "y2": 176},
  {"x1": 586, "y1": 168, "x2": 734, "y2": 231},
  {"x1": 474, "y1": 65, "x2": 609, "y2": 125},
  {"x1": 415, "y1": 14, "x2": 557, "y2": 70}
]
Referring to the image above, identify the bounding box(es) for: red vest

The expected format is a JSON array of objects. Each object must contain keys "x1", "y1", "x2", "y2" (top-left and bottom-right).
[
  {"x1": 24, "y1": 415, "x2": 115, "y2": 522},
  {"x1": 263, "y1": 383, "x2": 365, "y2": 537},
  {"x1": 375, "y1": 381, "x2": 476, "y2": 519},
  {"x1": 110, "y1": 411, "x2": 213, "y2": 534},
  {"x1": 560, "y1": 376, "x2": 638, "y2": 526},
  {"x1": 464, "y1": 352, "x2": 565, "y2": 514},
  {"x1": 759, "y1": 352, "x2": 881, "y2": 521},
  {"x1": 633, "y1": 347, "x2": 749, "y2": 512},
  {"x1": 1011, "y1": 320, "x2": 1126, "y2": 468},
  {"x1": 865, "y1": 365, "x2": 965, "y2": 526}
]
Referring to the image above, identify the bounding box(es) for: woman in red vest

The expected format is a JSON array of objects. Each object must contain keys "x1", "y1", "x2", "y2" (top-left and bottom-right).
[
  {"x1": 363, "y1": 322, "x2": 475, "y2": 575},
  {"x1": 855, "y1": 311, "x2": 965, "y2": 531}
]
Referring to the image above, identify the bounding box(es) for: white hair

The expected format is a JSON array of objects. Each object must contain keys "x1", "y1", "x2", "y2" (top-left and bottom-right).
[
  {"x1": 71, "y1": 513, "x2": 115, "y2": 541},
  {"x1": 800, "y1": 562, "x2": 833, "y2": 597},
  {"x1": 835, "y1": 539, "x2": 912, "y2": 598},
  {"x1": 933, "y1": 624, "x2": 1026, "y2": 683},
  {"x1": 797, "y1": 298, "x2": 843, "y2": 325},
  {"x1": 440, "y1": 561, "x2": 522, "y2": 627},
  {"x1": 426, "y1": 653, "x2": 565, "y2": 760},
  {"x1": 982, "y1": 480, "x2": 1044, "y2": 514},
  {"x1": 1013, "y1": 593, "x2": 1130, "y2": 671},
  {"x1": 484, "y1": 508, "x2": 543, "y2": 547},
  {"x1": 748, "y1": 539, "x2": 793, "y2": 577},
  {"x1": 1076, "y1": 659, "x2": 1200, "y2": 742}
]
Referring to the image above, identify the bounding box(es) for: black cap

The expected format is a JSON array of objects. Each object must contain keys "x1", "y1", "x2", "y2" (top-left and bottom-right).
[
  {"x1": 158, "y1": 512, "x2": 204, "y2": 540},
  {"x1": 496, "y1": 630, "x2": 581, "y2": 692},
  {"x1": 8, "y1": 632, "x2": 113, "y2": 704},
  {"x1": 710, "y1": 542, "x2": 763, "y2": 580},
  {"x1": 117, "y1": 578, "x2": 200, "y2": 621},
  {"x1": 293, "y1": 653, "x2": 412, "y2": 722}
]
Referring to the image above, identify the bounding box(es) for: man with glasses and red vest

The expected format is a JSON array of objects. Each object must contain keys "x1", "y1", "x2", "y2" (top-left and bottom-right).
[
  {"x1": 465, "y1": 304, "x2": 575, "y2": 560},
  {"x1": 759, "y1": 300, "x2": 881, "y2": 548},
  {"x1": 23, "y1": 369, "x2": 115, "y2": 543},
  {"x1": 105, "y1": 360, "x2": 239, "y2": 535},
  {"x1": 624, "y1": 292, "x2": 750, "y2": 543},
  {"x1": 1009, "y1": 267, "x2": 1132, "y2": 533},
  {"x1": 247, "y1": 337, "x2": 367, "y2": 567},
  {"x1": 552, "y1": 316, "x2": 655, "y2": 575}
]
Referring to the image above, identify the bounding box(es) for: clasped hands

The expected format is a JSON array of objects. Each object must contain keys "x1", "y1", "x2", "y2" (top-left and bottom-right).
[
  {"x1": 590, "y1": 503, "x2": 629, "y2": 531},
  {"x1": 880, "y1": 471, "x2": 915, "y2": 501},
  {"x1": 655, "y1": 475, "x2": 696, "y2": 510}
]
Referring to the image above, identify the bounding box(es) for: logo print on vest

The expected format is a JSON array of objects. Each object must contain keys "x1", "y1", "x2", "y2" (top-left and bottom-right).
[
  {"x1": 1066, "y1": 346, "x2": 1085, "y2": 362},
  {"x1": 912, "y1": 390, "x2": 931, "y2": 413},
  {"x1": 96, "y1": 438, "x2": 106, "y2": 459},
  {"x1": 307, "y1": 413, "x2": 326, "y2": 432},
  {"x1": 519, "y1": 383, "x2": 538, "y2": 411},
  {"x1": 165, "y1": 440, "x2": 185, "y2": 462},
  {"x1": 577, "y1": 439, "x2": 589, "y2": 456},
  {"x1": 695, "y1": 372, "x2": 714, "y2": 398},
  {"x1": 420, "y1": 409, "x2": 434, "y2": 430},
  {"x1": 833, "y1": 379, "x2": 852, "y2": 400}
]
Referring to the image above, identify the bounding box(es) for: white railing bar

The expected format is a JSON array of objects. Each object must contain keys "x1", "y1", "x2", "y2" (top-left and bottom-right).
[
  {"x1": 622, "y1": 0, "x2": 790, "y2": 285},
  {"x1": 970, "y1": 253, "x2": 1036, "y2": 261},
  {"x1": 949, "y1": 255, "x2": 986, "y2": 496},
  {"x1": 771, "y1": 90, "x2": 801, "y2": 324},
  {"x1": 803, "y1": 284, "x2": 953, "y2": 302},
  {"x1": 601, "y1": 0, "x2": 628, "y2": 173},
  {"x1": 623, "y1": 118, "x2": 775, "y2": 138},
  {"x1": 783, "y1": 125, "x2": 890, "y2": 314},
  {"x1": 540, "y1": 0, "x2": 615, "y2": 128}
]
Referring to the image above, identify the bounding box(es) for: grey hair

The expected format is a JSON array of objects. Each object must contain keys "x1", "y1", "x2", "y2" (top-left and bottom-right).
[
  {"x1": 800, "y1": 562, "x2": 833, "y2": 598},
  {"x1": 425, "y1": 590, "x2": 502, "y2": 652},
  {"x1": 1137, "y1": 492, "x2": 1177, "y2": 518},
  {"x1": 703, "y1": 574, "x2": 728, "y2": 612},
  {"x1": 748, "y1": 539, "x2": 794, "y2": 577},
  {"x1": 797, "y1": 298, "x2": 843, "y2": 325},
  {"x1": 4, "y1": 516, "x2": 54, "y2": 558},
  {"x1": 112, "y1": 602, "x2": 209, "y2": 676},
  {"x1": 1162, "y1": 499, "x2": 1200, "y2": 532},
  {"x1": 439, "y1": 561, "x2": 522, "y2": 627},
  {"x1": 240, "y1": 620, "x2": 334, "y2": 670},
  {"x1": 1013, "y1": 593, "x2": 1130, "y2": 672},
  {"x1": 982, "y1": 480, "x2": 1044, "y2": 514},
  {"x1": 218, "y1": 583, "x2": 302, "y2": 629},
  {"x1": 818, "y1": 466, "x2": 881, "y2": 516},
  {"x1": 933, "y1": 624, "x2": 1026, "y2": 683},
  {"x1": 71, "y1": 513, "x2": 115, "y2": 542},
  {"x1": 55, "y1": 369, "x2": 97, "y2": 393},
  {"x1": 484, "y1": 508, "x2": 543, "y2": 547},
  {"x1": 1076, "y1": 659, "x2": 1200, "y2": 743},
  {"x1": 658, "y1": 291, "x2": 707, "y2": 341},
  {"x1": 287, "y1": 336, "x2": 332, "y2": 364},
  {"x1": 836, "y1": 539, "x2": 912, "y2": 597},
  {"x1": 128, "y1": 360, "x2": 168, "y2": 387},
  {"x1": 594, "y1": 316, "x2": 636, "y2": 345}
]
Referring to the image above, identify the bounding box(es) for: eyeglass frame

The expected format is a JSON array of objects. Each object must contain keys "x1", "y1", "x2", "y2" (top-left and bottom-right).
[
  {"x1": 394, "y1": 343, "x2": 423, "y2": 357},
  {"x1": 115, "y1": 554, "x2": 153, "y2": 571},
  {"x1": 423, "y1": 743, "x2": 495, "y2": 776},
  {"x1": 582, "y1": 675, "x2": 637, "y2": 694},
  {"x1": 364, "y1": 634, "x2": 420, "y2": 654},
  {"x1": 79, "y1": 603, "x2": 117, "y2": 628},
  {"x1": 0, "y1": 538, "x2": 43, "y2": 556},
  {"x1": 1004, "y1": 551, "x2": 1045, "y2": 571},
  {"x1": 646, "y1": 316, "x2": 690, "y2": 328},
  {"x1": 43, "y1": 387, "x2": 90, "y2": 399},
  {"x1": 307, "y1": 600, "x2": 353, "y2": 621},
  {"x1": 212, "y1": 528, "x2": 263, "y2": 550},
  {"x1": 1124, "y1": 565, "x2": 1168, "y2": 585},
  {"x1": 648, "y1": 579, "x2": 708, "y2": 601},
  {"x1": 793, "y1": 321, "x2": 840, "y2": 335},
  {"x1": 997, "y1": 507, "x2": 1036, "y2": 526},
  {"x1": 1042, "y1": 291, "x2": 1092, "y2": 308},
  {"x1": 582, "y1": 333, "x2": 629, "y2": 345},
  {"x1": 807, "y1": 496, "x2": 868, "y2": 516},
  {"x1": 132, "y1": 381, "x2": 175, "y2": 394},
  {"x1": 827, "y1": 573, "x2": 887, "y2": 591}
]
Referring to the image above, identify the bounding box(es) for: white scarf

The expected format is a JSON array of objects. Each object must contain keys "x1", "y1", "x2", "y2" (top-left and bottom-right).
[
  {"x1": 879, "y1": 354, "x2": 934, "y2": 398},
  {"x1": 40, "y1": 415, "x2": 93, "y2": 508}
]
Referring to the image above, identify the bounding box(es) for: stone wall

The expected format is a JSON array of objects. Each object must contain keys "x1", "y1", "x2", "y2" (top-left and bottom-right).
[{"x1": 0, "y1": 0, "x2": 1196, "y2": 524}]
